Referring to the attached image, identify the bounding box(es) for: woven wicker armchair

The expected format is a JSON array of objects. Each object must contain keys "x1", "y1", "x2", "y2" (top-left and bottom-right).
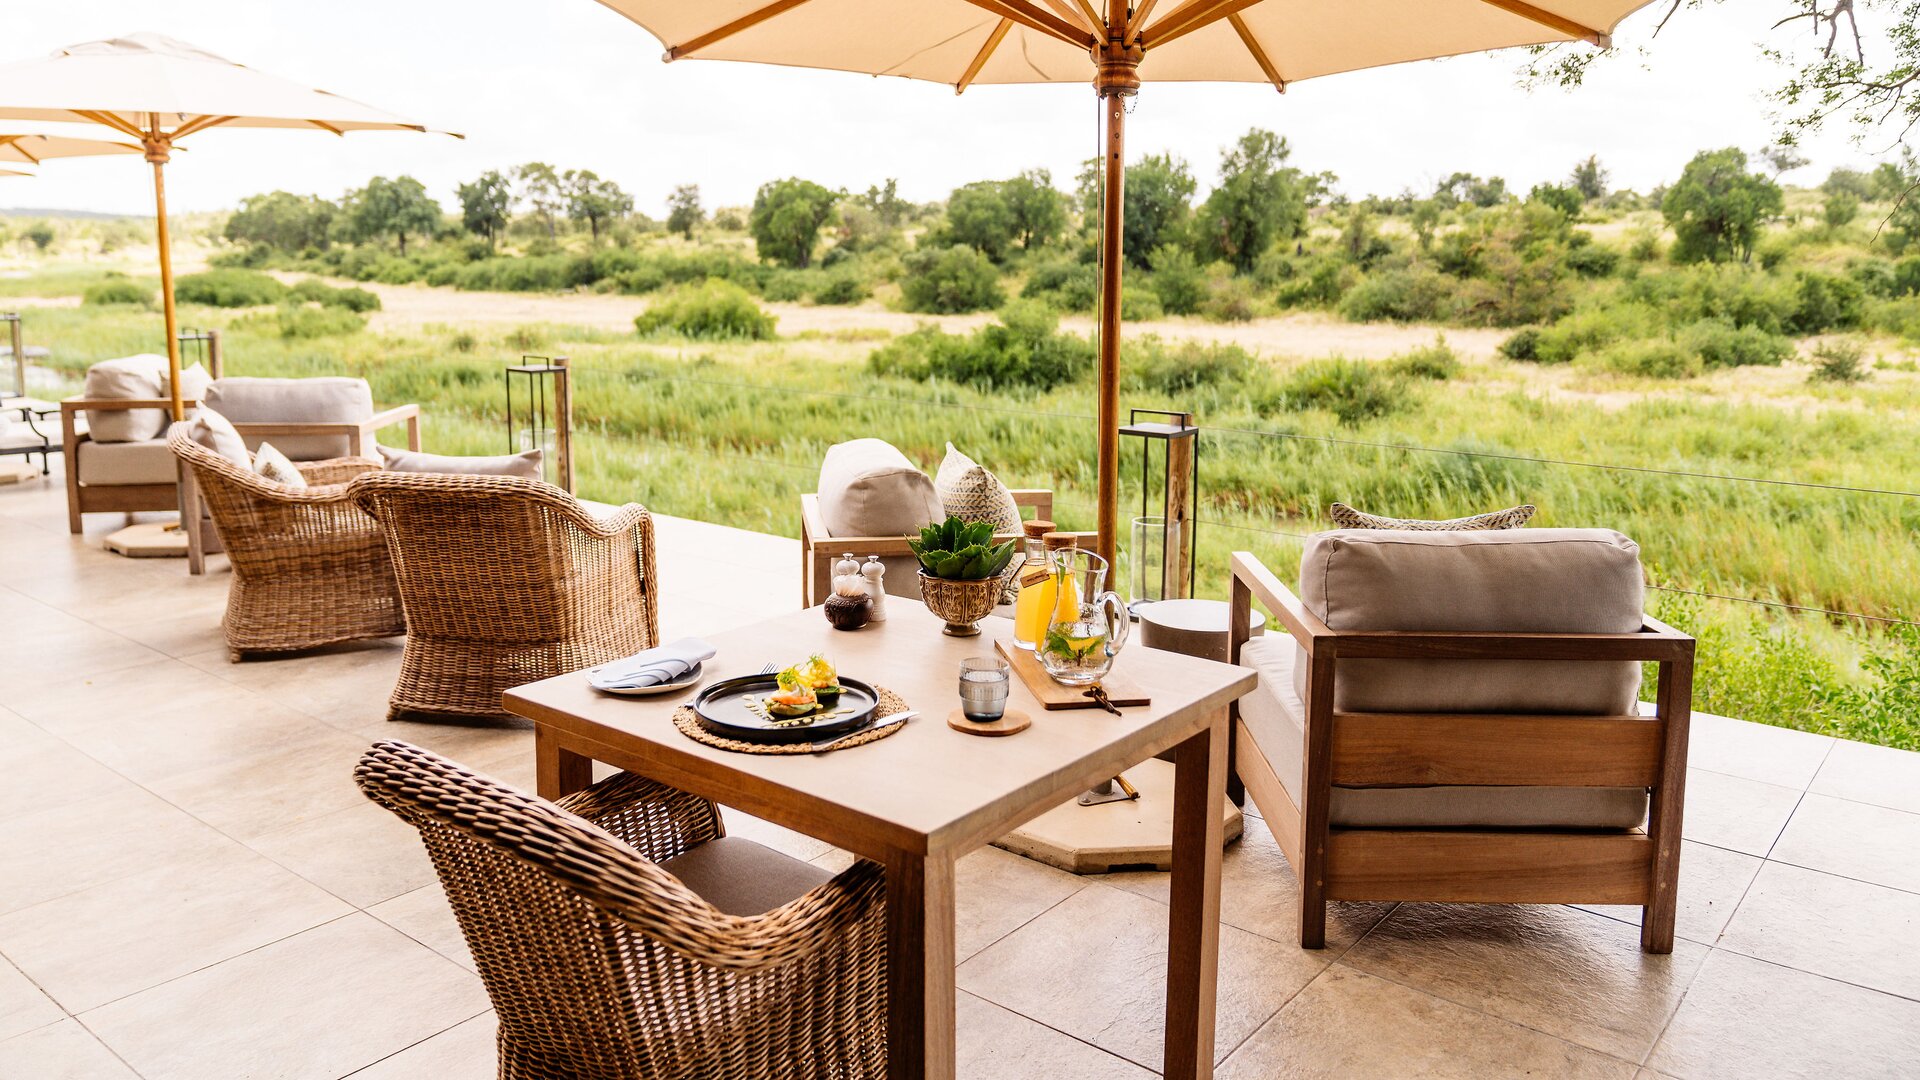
[
  {"x1": 355, "y1": 740, "x2": 888, "y2": 1079},
  {"x1": 167, "y1": 427, "x2": 404, "y2": 661},
  {"x1": 347, "y1": 472, "x2": 659, "y2": 720}
]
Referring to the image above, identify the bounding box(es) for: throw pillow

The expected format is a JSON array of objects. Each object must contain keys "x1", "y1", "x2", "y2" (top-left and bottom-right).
[
  {"x1": 81, "y1": 355, "x2": 169, "y2": 442},
  {"x1": 252, "y1": 442, "x2": 308, "y2": 488},
  {"x1": 187, "y1": 407, "x2": 251, "y2": 469},
  {"x1": 1329, "y1": 502, "x2": 1535, "y2": 531},
  {"x1": 933, "y1": 442, "x2": 1021, "y2": 532},
  {"x1": 376, "y1": 445, "x2": 543, "y2": 479},
  {"x1": 817, "y1": 438, "x2": 940, "y2": 538}
]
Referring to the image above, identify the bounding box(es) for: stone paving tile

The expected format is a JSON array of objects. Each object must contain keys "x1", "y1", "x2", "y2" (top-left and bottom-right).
[
  {"x1": 1685, "y1": 710, "x2": 1832, "y2": 790},
  {"x1": 0, "y1": 955, "x2": 63, "y2": 1042},
  {"x1": 345, "y1": 1011, "x2": 497, "y2": 1080},
  {"x1": 0, "y1": 1017, "x2": 140, "y2": 1079},
  {"x1": 1808, "y1": 737, "x2": 1920, "y2": 815},
  {"x1": 1769, "y1": 793, "x2": 1920, "y2": 894},
  {"x1": 1575, "y1": 839, "x2": 1765, "y2": 945},
  {"x1": 1715, "y1": 861, "x2": 1920, "y2": 1000},
  {"x1": 1680, "y1": 768, "x2": 1803, "y2": 857}
]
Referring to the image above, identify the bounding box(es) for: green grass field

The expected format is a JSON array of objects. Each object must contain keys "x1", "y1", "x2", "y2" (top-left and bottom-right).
[{"x1": 15, "y1": 265, "x2": 1918, "y2": 750}]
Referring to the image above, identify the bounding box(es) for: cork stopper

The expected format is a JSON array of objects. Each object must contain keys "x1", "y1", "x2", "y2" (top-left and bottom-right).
[
  {"x1": 1042, "y1": 531, "x2": 1077, "y2": 551},
  {"x1": 1022, "y1": 519, "x2": 1056, "y2": 539}
]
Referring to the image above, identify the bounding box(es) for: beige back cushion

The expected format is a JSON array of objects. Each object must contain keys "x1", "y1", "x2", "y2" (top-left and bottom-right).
[
  {"x1": 82, "y1": 355, "x2": 169, "y2": 442},
  {"x1": 204, "y1": 377, "x2": 373, "y2": 461},
  {"x1": 1296, "y1": 528, "x2": 1645, "y2": 714},
  {"x1": 378, "y1": 445, "x2": 542, "y2": 479},
  {"x1": 817, "y1": 438, "x2": 939, "y2": 538}
]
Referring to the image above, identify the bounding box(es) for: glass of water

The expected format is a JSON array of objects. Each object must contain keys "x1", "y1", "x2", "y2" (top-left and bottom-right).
[{"x1": 958, "y1": 656, "x2": 1011, "y2": 723}]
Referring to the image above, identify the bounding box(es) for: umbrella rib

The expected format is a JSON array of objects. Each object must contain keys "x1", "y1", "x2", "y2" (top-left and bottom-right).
[
  {"x1": 1226, "y1": 13, "x2": 1286, "y2": 92},
  {"x1": 306, "y1": 119, "x2": 346, "y2": 135},
  {"x1": 1142, "y1": 0, "x2": 1264, "y2": 49},
  {"x1": 172, "y1": 115, "x2": 237, "y2": 139},
  {"x1": 1071, "y1": 0, "x2": 1107, "y2": 34},
  {"x1": 960, "y1": 0, "x2": 1097, "y2": 47},
  {"x1": 1124, "y1": 0, "x2": 1161, "y2": 45},
  {"x1": 1473, "y1": 0, "x2": 1610, "y2": 45},
  {"x1": 666, "y1": 0, "x2": 816, "y2": 60},
  {"x1": 1036, "y1": 0, "x2": 1098, "y2": 35},
  {"x1": 72, "y1": 109, "x2": 145, "y2": 140},
  {"x1": 956, "y1": 19, "x2": 1015, "y2": 94}
]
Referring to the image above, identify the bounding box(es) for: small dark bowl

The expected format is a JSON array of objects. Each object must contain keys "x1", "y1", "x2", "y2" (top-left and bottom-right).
[{"x1": 824, "y1": 593, "x2": 872, "y2": 630}]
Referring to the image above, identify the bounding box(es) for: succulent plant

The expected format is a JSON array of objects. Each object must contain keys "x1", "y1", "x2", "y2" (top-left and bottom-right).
[{"x1": 907, "y1": 517, "x2": 1017, "y2": 581}]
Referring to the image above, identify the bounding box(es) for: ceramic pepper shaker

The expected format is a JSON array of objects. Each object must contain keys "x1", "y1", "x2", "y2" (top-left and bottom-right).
[
  {"x1": 834, "y1": 551, "x2": 861, "y2": 582},
  {"x1": 862, "y1": 556, "x2": 888, "y2": 622}
]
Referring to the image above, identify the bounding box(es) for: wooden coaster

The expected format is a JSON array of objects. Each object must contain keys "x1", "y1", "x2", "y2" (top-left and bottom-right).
[
  {"x1": 993, "y1": 639, "x2": 1151, "y2": 711},
  {"x1": 947, "y1": 708, "x2": 1031, "y2": 737}
]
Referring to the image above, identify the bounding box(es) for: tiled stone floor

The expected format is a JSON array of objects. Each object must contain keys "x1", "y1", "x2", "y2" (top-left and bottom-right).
[{"x1": 3, "y1": 469, "x2": 1918, "y2": 1078}]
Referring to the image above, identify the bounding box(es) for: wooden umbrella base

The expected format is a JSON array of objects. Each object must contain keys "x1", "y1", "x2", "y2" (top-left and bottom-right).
[
  {"x1": 105, "y1": 521, "x2": 188, "y2": 558},
  {"x1": 992, "y1": 758, "x2": 1241, "y2": 874}
]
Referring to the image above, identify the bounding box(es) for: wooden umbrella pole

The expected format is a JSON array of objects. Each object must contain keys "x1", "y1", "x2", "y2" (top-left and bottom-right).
[
  {"x1": 1092, "y1": 24, "x2": 1140, "y2": 570},
  {"x1": 144, "y1": 125, "x2": 184, "y2": 421}
]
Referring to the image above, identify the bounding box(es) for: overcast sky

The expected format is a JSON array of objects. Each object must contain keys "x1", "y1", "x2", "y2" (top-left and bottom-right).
[{"x1": 1, "y1": 1, "x2": 1901, "y2": 218}]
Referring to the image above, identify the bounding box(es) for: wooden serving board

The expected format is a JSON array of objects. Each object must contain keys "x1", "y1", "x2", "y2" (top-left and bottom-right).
[{"x1": 994, "y1": 639, "x2": 1152, "y2": 711}]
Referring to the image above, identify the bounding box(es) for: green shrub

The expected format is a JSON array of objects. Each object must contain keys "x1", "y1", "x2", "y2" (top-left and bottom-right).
[
  {"x1": 1273, "y1": 358, "x2": 1409, "y2": 423},
  {"x1": 1337, "y1": 267, "x2": 1452, "y2": 322},
  {"x1": 1892, "y1": 256, "x2": 1920, "y2": 297},
  {"x1": 1531, "y1": 304, "x2": 1658, "y2": 364},
  {"x1": 1020, "y1": 258, "x2": 1096, "y2": 311},
  {"x1": 1149, "y1": 247, "x2": 1207, "y2": 315},
  {"x1": 812, "y1": 267, "x2": 872, "y2": 305},
  {"x1": 235, "y1": 304, "x2": 366, "y2": 339},
  {"x1": 1498, "y1": 326, "x2": 1541, "y2": 361},
  {"x1": 1123, "y1": 336, "x2": 1258, "y2": 394},
  {"x1": 1677, "y1": 318, "x2": 1793, "y2": 369},
  {"x1": 288, "y1": 278, "x2": 381, "y2": 312},
  {"x1": 1808, "y1": 339, "x2": 1868, "y2": 383},
  {"x1": 1383, "y1": 337, "x2": 1462, "y2": 380},
  {"x1": 1787, "y1": 271, "x2": 1865, "y2": 335},
  {"x1": 1200, "y1": 273, "x2": 1261, "y2": 322},
  {"x1": 1622, "y1": 265, "x2": 1795, "y2": 333},
  {"x1": 634, "y1": 279, "x2": 777, "y2": 340},
  {"x1": 900, "y1": 245, "x2": 1004, "y2": 313},
  {"x1": 760, "y1": 270, "x2": 811, "y2": 302},
  {"x1": 1564, "y1": 241, "x2": 1620, "y2": 278},
  {"x1": 1270, "y1": 256, "x2": 1353, "y2": 309},
  {"x1": 1587, "y1": 339, "x2": 1702, "y2": 379},
  {"x1": 867, "y1": 300, "x2": 1088, "y2": 390},
  {"x1": 368, "y1": 256, "x2": 420, "y2": 285},
  {"x1": 174, "y1": 268, "x2": 287, "y2": 307},
  {"x1": 82, "y1": 278, "x2": 152, "y2": 307}
]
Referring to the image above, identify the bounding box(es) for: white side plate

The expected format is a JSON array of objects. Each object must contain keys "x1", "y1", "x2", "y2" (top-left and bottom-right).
[{"x1": 589, "y1": 663, "x2": 703, "y2": 697}]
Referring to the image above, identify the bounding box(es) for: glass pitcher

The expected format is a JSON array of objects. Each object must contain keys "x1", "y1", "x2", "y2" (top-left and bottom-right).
[{"x1": 1036, "y1": 549, "x2": 1130, "y2": 685}]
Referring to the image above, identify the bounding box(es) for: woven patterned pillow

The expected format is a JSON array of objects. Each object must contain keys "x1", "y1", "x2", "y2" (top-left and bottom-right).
[
  {"x1": 933, "y1": 443, "x2": 1021, "y2": 532},
  {"x1": 1329, "y1": 502, "x2": 1534, "y2": 531},
  {"x1": 252, "y1": 441, "x2": 308, "y2": 488}
]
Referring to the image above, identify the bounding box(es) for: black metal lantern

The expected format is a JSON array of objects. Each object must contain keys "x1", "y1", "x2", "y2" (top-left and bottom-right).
[
  {"x1": 504, "y1": 355, "x2": 574, "y2": 492},
  {"x1": 1118, "y1": 408, "x2": 1199, "y2": 608},
  {"x1": 2, "y1": 312, "x2": 24, "y2": 399},
  {"x1": 176, "y1": 327, "x2": 221, "y2": 381}
]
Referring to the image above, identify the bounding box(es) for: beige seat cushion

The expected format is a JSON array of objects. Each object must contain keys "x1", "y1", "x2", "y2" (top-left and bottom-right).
[
  {"x1": 1295, "y1": 528, "x2": 1645, "y2": 715},
  {"x1": 75, "y1": 438, "x2": 175, "y2": 486},
  {"x1": 1238, "y1": 636, "x2": 1646, "y2": 829},
  {"x1": 81, "y1": 355, "x2": 168, "y2": 443},
  {"x1": 657, "y1": 835, "x2": 834, "y2": 917},
  {"x1": 934, "y1": 442, "x2": 1020, "y2": 531},
  {"x1": 378, "y1": 445, "x2": 541, "y2": 479},
  {"x1": 204, "y1": 376, "x2": 373, "y2": 461}
]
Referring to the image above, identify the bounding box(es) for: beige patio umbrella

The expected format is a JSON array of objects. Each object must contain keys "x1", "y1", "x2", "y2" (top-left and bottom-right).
[
  {"x1": 0, "y1": 133, "x2": 143, "y2": 166},
  {"x1": 0, "y1": 33, "x2": 455, "y2": 419},
  {"x1": 594, "y1": 0, "x2": 1654, "y2": 565}
]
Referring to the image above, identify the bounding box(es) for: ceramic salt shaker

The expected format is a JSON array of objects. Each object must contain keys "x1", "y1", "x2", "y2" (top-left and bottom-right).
[
  {"x1": 862, "y1": 556, "x2": 888, "y2": 622},
  {"x1": 834, "y1": 551, "x2": 861, "y2": 582}
]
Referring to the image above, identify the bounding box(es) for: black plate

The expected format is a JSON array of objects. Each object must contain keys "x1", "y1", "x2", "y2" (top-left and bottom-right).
[{"x1": 691, "y1": 674, "x2": 880, "y2": 745}]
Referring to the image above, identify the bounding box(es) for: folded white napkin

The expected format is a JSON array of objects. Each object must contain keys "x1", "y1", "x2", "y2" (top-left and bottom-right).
[{"x1": 589, "y1": 638, "x2": 716, "y2": 690}]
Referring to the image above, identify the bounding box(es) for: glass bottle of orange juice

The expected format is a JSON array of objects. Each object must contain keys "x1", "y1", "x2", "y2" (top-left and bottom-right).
[{"x1": 1014, "y1": 530, "x2": 1080, "y2": 649}]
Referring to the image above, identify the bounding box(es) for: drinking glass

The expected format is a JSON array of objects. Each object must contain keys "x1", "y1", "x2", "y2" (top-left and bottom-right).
[{"x1": 958, "y1": 656, "x2": 1011, "y2": 722}]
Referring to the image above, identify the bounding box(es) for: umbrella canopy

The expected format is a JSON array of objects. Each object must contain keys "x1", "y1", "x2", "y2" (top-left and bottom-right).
[
  {"x1": 0, "y1": 133, "x2": 142, "y2": 165},
  {"x1": 594, "y1": 0, "x2": 1655, "y2": 570},
  {"x1": 0, "y1": 168, "x2": 28, "y2": 178},
  {"x1": 0, "y1": 33, "x2": 453, "y2": 418}
]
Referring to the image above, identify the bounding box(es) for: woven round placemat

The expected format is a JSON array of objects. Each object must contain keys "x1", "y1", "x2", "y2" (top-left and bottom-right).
[{"x1": 673, "y1": 686, "x2": 911, "y2": 754}]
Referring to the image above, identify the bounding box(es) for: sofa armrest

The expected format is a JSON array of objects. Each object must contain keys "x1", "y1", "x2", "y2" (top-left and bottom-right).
[
  {"x1": 1230, "y1": 550, "x2": 1331, "y2": 661},
  {"x1": 366, "y1": 403, "x2": 423, "y2": 451},
  {"x1": 1008, "y1": 488, "x2": 1052, "y2": 519}
]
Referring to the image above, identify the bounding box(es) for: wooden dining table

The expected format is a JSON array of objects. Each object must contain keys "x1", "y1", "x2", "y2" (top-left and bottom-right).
[{"x1": 504, "y1": 599, "x2": 1256, "y2": 1080}]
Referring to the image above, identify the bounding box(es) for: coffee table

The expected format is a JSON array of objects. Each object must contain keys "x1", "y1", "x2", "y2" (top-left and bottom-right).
[{"x1": 505, "y1": 599, "x2": 1256, "y2": 1080}]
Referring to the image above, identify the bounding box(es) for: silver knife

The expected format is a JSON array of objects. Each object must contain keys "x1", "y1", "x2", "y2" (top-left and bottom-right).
[{"x1": 809, "y1": 710, "x2": 916, "y2": 753}]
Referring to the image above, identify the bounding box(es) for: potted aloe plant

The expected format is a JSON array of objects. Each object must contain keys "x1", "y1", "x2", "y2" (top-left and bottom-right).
[{"x1": 908, "y1": 517, "x2": 1018, "y2": 637}]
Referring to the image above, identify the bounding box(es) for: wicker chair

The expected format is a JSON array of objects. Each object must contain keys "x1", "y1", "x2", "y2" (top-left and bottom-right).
[
  {"x1": 347, "y1": 472, "x2": 659, "y2": 720},
  {"x1": 167, "y1": 427, "x2": 404, "y2": 661},
  {"x1": 354, "y1": 740, "x2": 888, "y2": 1079}
]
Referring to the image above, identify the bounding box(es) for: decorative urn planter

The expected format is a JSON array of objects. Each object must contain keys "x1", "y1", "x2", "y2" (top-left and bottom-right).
[{"x1": 918, "y1": 569, "x2": 1007, "y2": 637}]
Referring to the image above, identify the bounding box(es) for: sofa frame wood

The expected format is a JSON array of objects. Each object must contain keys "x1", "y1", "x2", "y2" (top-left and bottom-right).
[{"x1": 1226, "y1": 549, "x2": 1695, "y2": 954}]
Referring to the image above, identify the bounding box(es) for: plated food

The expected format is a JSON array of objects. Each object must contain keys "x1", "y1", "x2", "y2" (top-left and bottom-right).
[{"x1": 754, "y1": 656, "x2": 848, "y2": 725}]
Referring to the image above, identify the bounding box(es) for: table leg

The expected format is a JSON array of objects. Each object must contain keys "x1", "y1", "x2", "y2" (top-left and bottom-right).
[
  {"x1": 885, "y1": 849, "x2": 956, "y2": 1080},
  {"x1": 534, "y1": 726, "x2": 593, "y2": 800},
  {"x1": 1164, "y1": 711, "x2": 1226, "y2": 1079}
]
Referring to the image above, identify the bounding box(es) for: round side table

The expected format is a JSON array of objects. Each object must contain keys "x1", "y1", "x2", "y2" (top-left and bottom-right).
[{"x1": 1138, "y1": 598, "x2": 1267, "y2": 805}]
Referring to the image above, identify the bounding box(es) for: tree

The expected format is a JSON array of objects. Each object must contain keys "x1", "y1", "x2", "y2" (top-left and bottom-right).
[
  {"x1": 1076, "y1": 152, "x2": 1196, "y2": 267},
  {"x1": 666, "y1": 183, "x2": 703, "y2": 239},
  {"x1": 749, "y1": 177, "x2": 839, "y2": 268},
  {"x1": 1002, "y1": 169, "x2": 1068, "y2": 250},
  {"x1": 1193, "y1": 129, "x2": 1320, "y2": 271},
  {"x1": 1410, "y1": 198, "x2": 1442, "y2": 250},
  {"x1": 456, "y1": 170, "x2": 512, "y2": 249},
  {"x1": 1569, "y1": 155, "x2": 1609, "y2": 201},
  {"x1": 562, "y1": 169, "x2": 632, "y2": 242},
  {"x1": 515, "y1": 162, "x2": 564, "y2": 238},
  {"x1": 1661, "y1": 148, "x2": 1783, "y2": 264},
  {"x1": 224, "y1": 191, "x2": 336, "y2": 252},
  {"x1": 1757, "y1": 144, "x2": 1810, "y2": 178},
  {"x1": 1434, "y1": 172, "x2": 1509, "y2": 209},
  {"x1": 23, "y1": 221, "x2": 53, "y2": 252},
  {"x1": 859, "y1": 179, "x2": 910, "y2": 228},
  {"x1": 1822, "y1": 167, "x2": 1876, "y2": 199},
  {"x1": 1825, "y1": 190, "x2": 1861, "y2": 229},
  {"x1": 942, "y1": 181, "x2": 1019, "y2": 262},
  {"x1": 1885, "y1": 152, "x2": 1920, "y2": 252},
  {"x1": 1528, "y1": 182, "x2": 1585, "y2": 217},
  {"x1": 341, "y1": 175, "x2": 440, "y2": 255}
]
